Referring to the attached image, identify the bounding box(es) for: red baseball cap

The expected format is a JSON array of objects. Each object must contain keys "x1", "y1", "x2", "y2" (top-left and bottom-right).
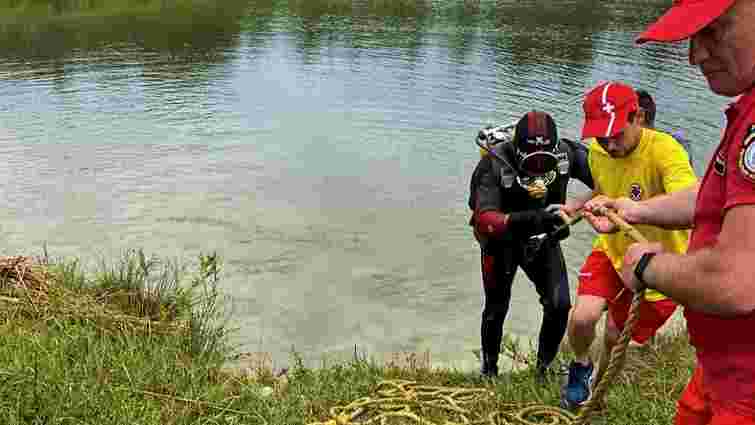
[
  {"x1": 636, "y1": 0, "x2": 736, "y2": 44},
  {"x1": 581, "y1": 82, "x2": 639, "y2": 139}
]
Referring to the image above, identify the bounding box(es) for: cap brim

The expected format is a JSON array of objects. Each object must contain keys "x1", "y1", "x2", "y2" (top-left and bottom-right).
[
  {"x1": 636, "y1": 0, "x2": 735, "y2": 44},
  {"x1": 582, "y1": 119, "x2": 609, "y2": 140},
  {"x1": 581, "y1": 111, "x2": 630, "y2": 140}
]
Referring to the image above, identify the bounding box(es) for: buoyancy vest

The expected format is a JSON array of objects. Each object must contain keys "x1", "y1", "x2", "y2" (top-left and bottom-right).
[{"x1": 469, "y1": 139, "x2": 584, "y2": 215}]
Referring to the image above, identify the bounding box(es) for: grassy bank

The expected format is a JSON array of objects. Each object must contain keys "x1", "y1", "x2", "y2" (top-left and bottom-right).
[{"x1": 0, "y1": 250, "x2": 694, "y2": 424}]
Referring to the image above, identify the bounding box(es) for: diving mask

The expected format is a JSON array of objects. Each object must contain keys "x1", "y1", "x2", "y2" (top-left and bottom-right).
[{"x1": 515, "y1": 148, "x2": 559, "y2": 200}]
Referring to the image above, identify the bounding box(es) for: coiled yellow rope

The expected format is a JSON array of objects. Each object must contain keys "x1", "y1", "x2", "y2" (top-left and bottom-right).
[{"x1": 306, "y1": 379, "x2": 577, "y2": 425}]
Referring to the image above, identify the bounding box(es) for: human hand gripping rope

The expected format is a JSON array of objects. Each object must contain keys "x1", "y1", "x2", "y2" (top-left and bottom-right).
[
  {"x1": 306, "y1": 207, "x2": 646, "y2": 425},
  {"x1": 572, "y1": 205, "x2": 647, "y2": 424}
]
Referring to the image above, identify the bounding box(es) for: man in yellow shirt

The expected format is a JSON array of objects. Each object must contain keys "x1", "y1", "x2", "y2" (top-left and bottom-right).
[{"x1": 559, "y1": 82, "x2": 697, "y2": 410}]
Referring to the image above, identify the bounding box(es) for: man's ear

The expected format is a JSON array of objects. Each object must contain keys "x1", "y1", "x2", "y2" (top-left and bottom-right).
[{"x1": 636, "y1": 108, "x2": 647, "y2": 126}]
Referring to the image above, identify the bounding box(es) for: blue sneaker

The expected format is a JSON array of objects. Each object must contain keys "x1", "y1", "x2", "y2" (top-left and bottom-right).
[{"x1": 560, "y1": 361, "x2": 594, "y2": 410}]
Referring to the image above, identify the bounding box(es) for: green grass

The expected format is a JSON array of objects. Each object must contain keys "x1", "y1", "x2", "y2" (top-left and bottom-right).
[{"x1": 0, "y1": 249, "x2": 695, "y2": 424}]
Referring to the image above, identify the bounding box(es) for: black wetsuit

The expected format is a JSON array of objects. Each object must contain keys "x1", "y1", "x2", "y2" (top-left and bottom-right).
[{"x1": 469, "y1": 139, "x2": 593, "y2": 374}]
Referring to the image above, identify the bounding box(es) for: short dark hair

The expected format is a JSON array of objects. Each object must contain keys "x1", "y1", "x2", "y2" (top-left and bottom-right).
[{"x1": 635, "y1": 89, "x2": 656, "y2": 127}]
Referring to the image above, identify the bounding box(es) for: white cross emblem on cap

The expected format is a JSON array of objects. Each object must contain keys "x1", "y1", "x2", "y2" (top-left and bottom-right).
[{"x1": 600, "y1": 83, "x2": 616, "y2": 137}]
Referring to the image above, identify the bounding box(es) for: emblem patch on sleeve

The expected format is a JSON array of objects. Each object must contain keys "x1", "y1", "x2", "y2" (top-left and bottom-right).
[{"x1": 739, "y1": 124, "x2": 755, "y2": 183}]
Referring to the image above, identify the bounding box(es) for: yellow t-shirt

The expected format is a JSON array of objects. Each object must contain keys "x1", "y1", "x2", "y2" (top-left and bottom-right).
[{"x1": 588, "y1": 128, "x2": 697, "y2": 302}]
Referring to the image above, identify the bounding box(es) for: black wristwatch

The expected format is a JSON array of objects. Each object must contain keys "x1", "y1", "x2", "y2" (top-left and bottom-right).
[{"x1": 633, "y1": 252, "x2": 656, "y2": 290}]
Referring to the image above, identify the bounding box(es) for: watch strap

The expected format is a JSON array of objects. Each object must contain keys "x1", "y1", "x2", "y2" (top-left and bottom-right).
[{"x1": 633, "y1": 252, "x2": 656, "y2": 290}]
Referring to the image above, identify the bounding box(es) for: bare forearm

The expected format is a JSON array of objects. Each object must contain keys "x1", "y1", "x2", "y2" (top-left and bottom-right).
[
  {"x1": 637, "y1": 183, "x2": 698, "y2": 229},
  {"x1": 646, "y1": 247, "x2": 755, "y2": 316}
]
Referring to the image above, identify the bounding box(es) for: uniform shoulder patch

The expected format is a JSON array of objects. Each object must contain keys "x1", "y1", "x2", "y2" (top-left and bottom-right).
[{"x1": 738, "y1": 124, "x2": 755, "y2": 183}]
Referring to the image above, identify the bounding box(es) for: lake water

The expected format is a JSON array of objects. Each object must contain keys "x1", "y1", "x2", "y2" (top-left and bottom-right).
[{"x1": 0, "y1": 0, "x2": 729, "y2": 370}]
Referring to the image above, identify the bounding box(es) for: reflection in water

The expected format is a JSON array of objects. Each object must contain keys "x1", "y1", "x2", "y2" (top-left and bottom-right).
[
  {"x1": 0, "y1": 0, "x2": 675, "y2": 62},
  {"x1": 0, "y1": 0, "x2": 726, "y2": 369},
  {"x1": 0, "y1": 0, "x2": 248, "y2": 70},
  {"x1": 291, "y1": 0, "x2": 433, "y2": 18},
  {"x1": 495, "y1": 0, "x2": 609, "y2": 66},
  {"x1": 240, "y1": 0, "x2": 676, "y2": 123}
]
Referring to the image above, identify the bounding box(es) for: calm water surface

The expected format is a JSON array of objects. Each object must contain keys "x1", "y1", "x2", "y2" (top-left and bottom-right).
[{"x1": 0, "y1": 0, "x2": 729, "y2": 369}]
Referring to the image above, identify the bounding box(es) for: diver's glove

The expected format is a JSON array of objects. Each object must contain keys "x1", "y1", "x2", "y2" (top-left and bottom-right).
[
  {"x1": 551, "y1": 222, "x2": 570, "y2": 241},
  {"x1": 544, "y1": 204, "x2": 571, "y2": 241},
  {"x1": 508, "y1": 209, "x2": 563, "y2": 239}
]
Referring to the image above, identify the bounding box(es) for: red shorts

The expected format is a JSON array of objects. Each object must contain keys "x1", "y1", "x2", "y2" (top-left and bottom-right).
[
  {"x1": 675, "y1": 365, "x2": 755, "y2": 424},
  {"x1": 577, "y1": 250, "x2": 677, "y2": 344}
]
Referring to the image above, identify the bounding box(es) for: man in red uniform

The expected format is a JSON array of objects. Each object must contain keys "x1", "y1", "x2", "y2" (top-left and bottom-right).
[{"x1": 582, "y1": 0, "x2": 755, "y2": 423}]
